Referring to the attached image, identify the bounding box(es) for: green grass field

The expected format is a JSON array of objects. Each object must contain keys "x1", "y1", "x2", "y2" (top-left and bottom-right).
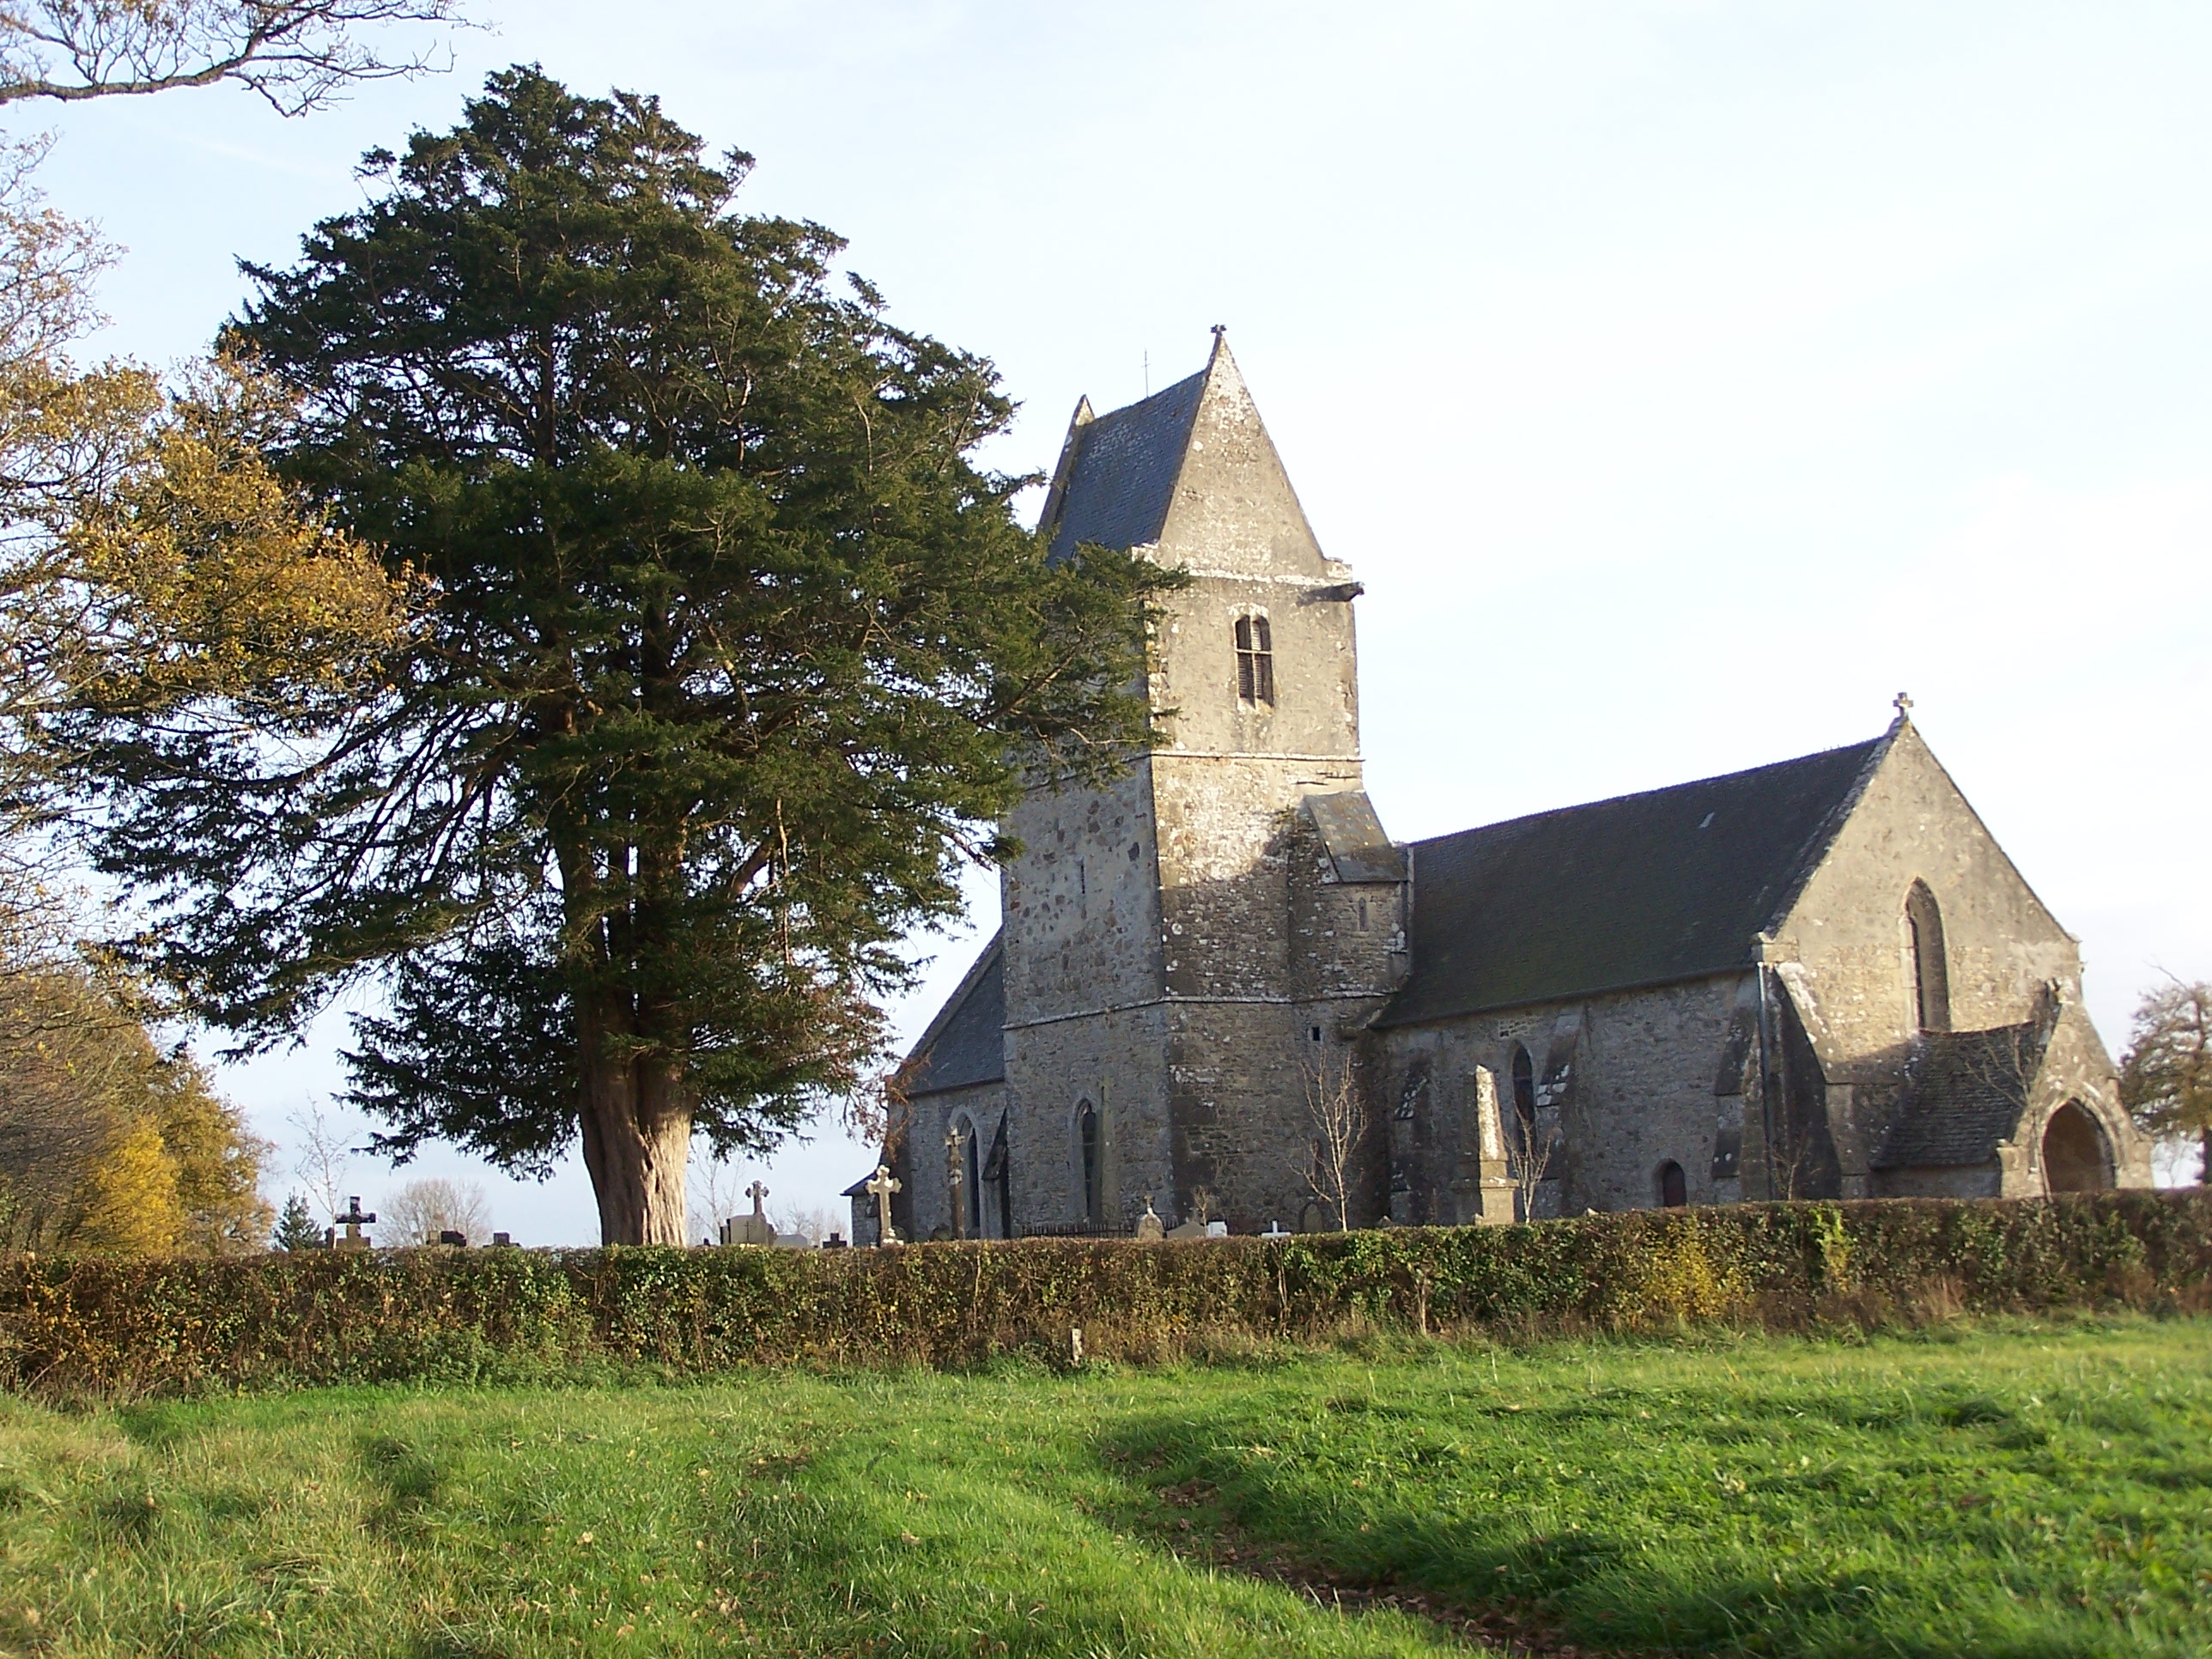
[{"x1": 1, "y1": 1316, "x2": 2206, "y2": 1657}]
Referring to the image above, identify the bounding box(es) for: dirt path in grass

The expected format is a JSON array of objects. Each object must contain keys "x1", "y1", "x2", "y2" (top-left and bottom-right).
[{"x1": 1148, "y1": 1484, "x2": 1656, "y2": 1657}]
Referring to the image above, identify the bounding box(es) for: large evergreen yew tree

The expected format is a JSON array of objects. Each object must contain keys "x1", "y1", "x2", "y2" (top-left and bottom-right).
[{"x1": 70, "y1": 68, "x2": 1164, "y2": 1243}]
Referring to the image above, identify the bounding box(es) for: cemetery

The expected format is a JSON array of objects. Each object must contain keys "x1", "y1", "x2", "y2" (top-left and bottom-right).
[{"x1": 0, "y1": 7, "x2": 2204, "y2": 1656}]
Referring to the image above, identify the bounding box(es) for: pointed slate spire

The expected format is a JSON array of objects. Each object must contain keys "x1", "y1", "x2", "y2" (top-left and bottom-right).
[{"x1": 1036, "y1": 350, "x2": 1212, "y2": 560}]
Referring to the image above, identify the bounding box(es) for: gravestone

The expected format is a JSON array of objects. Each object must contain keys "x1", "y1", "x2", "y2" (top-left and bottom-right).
[
  {"x1": 720, "y1": 1179, "x2": 778, "y2": 1246},
  {"x1": 331, "y1": 1195, "x2": 375, "y2": 1252},
  {"x1": 864, "y1": 1164, "x2": 902, "y2": 1245},
  {"x1": 1134, "y1": 1196, "x2": 1164, "y2": 1242}
]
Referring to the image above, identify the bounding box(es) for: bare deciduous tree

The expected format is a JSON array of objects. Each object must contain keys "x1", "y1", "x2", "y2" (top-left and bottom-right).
[
  {"x1": 380, "y1": 1175, "x2": 488, "y2": 1245},
  {"x1": 0, "y1": 2, "x2": 469, "y2": 114},
  {"x1": 686, "y1": 1148, "x2": 749, "y2": 1245},
  {"x1": 2122, "y1": 979, "x2": 2212, "y2": 1187},
  {"x1": 772, "y1": 1203, "x2": 839, "y2": 1246},
  {"x1": 286, "y1": 1099, "x2": 357, "y2": 1227},
  {"x1": 1506, "y1": 1098, "x2": 1553, "y2": 1219},
  {"x1": 1302, "y1": 1046, "x2": 1365, "y2": 1232}
]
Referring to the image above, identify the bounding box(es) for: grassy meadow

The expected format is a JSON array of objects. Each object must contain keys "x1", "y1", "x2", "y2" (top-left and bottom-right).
[{"x1": 0, "y1": 1315, "x2": 2205, "y2": 1657}]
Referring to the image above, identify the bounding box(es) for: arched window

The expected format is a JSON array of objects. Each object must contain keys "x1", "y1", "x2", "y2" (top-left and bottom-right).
[
  {"x1": 952, "y1": 1113, "x2": 981, "y2": 1237},
  {"x1": 1905, "y1": 881, "x2": 1950, "y2": 1032},
  {"x1": 1234, "y1": 614, "x2": 1275, "y2": 705},
  {"x1": 981, "y1": 1115, "x2": 1011, "y2": 1239},
  {"x1": 2041, "y1": 1102, "x2": 2109, "y2": 1194},
  {"x1": 1658, "y1": 1160, "x2": 1688, "y2": 1208},
  {"x1": 1077, "y1": 1099, "x2": 1102, "y2": 1225},
  {"x1": 1510, "y1": 1044, "x2": 1537, "y2": 1136}
]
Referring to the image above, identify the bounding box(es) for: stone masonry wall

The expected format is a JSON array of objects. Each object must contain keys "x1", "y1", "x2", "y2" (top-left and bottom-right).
[
  {"x1": 994, "y1": 757, "x2": 1171, "y2": 1235},
  {"x1": 898, "y1": 1080, "x2": 1009, "y2": 1241},
  {"x1": 1002, "y1": 1001, "x2": 1173, "y2": 1233},
  {"x1": 1773, "y1": 723, "x2": 2112, "y2": 1193},
  {"x1": 1375, "y1": 973, "x2": 1753, "y2": 1218}
]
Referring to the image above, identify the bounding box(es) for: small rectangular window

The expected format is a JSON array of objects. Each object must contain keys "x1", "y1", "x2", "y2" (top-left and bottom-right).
[{"x1": 1235, "y1": 614, "x2": 1274, "y2": 705}]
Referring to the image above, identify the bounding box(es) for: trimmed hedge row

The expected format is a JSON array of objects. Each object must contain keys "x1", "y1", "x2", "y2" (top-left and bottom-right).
[{"x1": 3, "y1": 1191, "x2": 2206, "y2": 1397}]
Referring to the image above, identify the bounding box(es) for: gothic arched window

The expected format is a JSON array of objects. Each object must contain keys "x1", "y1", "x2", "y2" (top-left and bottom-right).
[
  {"x1": 1510, "y1": 1044, "x2": 1537, "y2": 1136},
  {"x1": 1234, "y1": 614, "x2": 1275, "y2": 705},
  {"x1": 1077, "y1": 1100, "x2": 1102, "y2": 1225},
  {"x1": 1658, "y1": 1160, "x2": 1688, "y2": 1208},
  {"x1": 1905, "y1": 881, "x2": 1950, "y2": 1032}
]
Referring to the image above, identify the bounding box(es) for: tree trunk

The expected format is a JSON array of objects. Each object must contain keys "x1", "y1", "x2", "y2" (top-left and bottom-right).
[
  {"x1": 578, "y1": 1045, "x2": 692, "y2": 1245},
  {"x1": 2201, "y1": 1127, "x2": 2210, "y2": 1188}
]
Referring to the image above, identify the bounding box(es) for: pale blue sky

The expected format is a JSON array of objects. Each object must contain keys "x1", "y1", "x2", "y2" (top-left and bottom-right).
[{"x1": 23, "y1": 2, "x2": 2212, "y2": 1236}]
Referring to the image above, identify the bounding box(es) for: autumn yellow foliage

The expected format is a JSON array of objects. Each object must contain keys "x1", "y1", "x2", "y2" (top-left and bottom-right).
[
  {"x1": 0, "y1": 963, "x2": 271, "y2": 1255},
  {"x1": 72, "y1": 1118, "x2": 182, "y2": 1255}
]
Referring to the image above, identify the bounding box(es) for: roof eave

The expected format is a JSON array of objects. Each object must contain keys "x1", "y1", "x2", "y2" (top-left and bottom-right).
[{"x1": 1375, "y1": 959, "x2": 1762, "y2": 1030}]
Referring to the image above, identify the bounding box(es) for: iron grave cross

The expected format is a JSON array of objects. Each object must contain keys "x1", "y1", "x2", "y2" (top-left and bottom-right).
[
  {"x1": 863, "y1": 1163, "x2": 902, "y2": 1245},
  {"x1": 333, "y1": 1194, "x2": 376, "y2": 1251}
]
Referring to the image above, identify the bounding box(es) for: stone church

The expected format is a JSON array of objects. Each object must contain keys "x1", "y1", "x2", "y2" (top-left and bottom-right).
[{"x1": 859, "y1": 336, "x2": 2152, "y2": 1243}]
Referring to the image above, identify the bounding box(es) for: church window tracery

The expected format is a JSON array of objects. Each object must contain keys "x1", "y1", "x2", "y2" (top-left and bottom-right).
[
  {"x1": 1235, "y1": 614, "x2": 1274, "y2": 705},
  {"x1": 1904, "y1": 881, "x2": 1950, "y2": 1032},
  {"x1": 1510, "y1": 1044, "x2": 1537, "y2": 1136}
]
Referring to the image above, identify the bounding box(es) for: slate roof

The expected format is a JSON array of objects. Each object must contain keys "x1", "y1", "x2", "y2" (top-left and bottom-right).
[
  {"x1": 1305, "y1": 791, "x2": 1407, "y2": 883},
  {"x1": 1042, "y1": 368, "x2": 1207, "y2": 560},
  {"x1": 1875, "y1": 1024, "x2": 2041, "y2": 1169},
  {"x1": 1379, "y1": 734, "x2": 1893, "y2": 1026},
  {"x1": 902, "y1": 933, "x2": 1006, "y2": 1097}
]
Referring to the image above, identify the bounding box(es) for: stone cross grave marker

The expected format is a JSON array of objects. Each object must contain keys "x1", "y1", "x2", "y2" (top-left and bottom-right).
[
  {"x1": 864, "y1": 1163, "x2": 902, "y2": 1245},
  {"x1": 1134, "y1": 1194, "x2": 1164, "y2": 1242},
  {"x1": 720, "y1": 1179, "x2": 777, "y2": 1246},
  {"x1": 333, "y1": 1195, "x2": 375, "y2": 1252}
]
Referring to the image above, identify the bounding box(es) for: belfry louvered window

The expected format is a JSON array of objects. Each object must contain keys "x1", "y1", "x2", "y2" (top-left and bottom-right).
[{"x1": 1235, "y1": 614, "x2": 1275, "y2": 705}]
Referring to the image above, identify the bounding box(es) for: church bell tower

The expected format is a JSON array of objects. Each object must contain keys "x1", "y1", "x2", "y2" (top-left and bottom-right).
[{"x1": 996, "y1": 334, "x2": 1407, "y2": 1233}]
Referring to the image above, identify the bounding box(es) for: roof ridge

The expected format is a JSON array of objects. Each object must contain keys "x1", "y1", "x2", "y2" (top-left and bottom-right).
[
  {"x1": 1039, "y1": 349, "x2": 1215, "y2": 561},
  {"x1": 1407, "y1": 734, "x2": 1891, "y2": 853},
  {"x1": 902, "y1": 929, "x2": 1003, "y2": 1069},
  {"x1": 1753, "y1": 725, "x2": 1899, "y2": 939}
]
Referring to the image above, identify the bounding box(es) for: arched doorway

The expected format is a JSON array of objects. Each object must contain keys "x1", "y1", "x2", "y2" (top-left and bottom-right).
[
  {"x1": 1657, "y1": 1160, "x2": 1687, "y2": 1208},
  {"x1": 2041, "y1": 1103, "x2": 2110, "y2": 1194}
]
